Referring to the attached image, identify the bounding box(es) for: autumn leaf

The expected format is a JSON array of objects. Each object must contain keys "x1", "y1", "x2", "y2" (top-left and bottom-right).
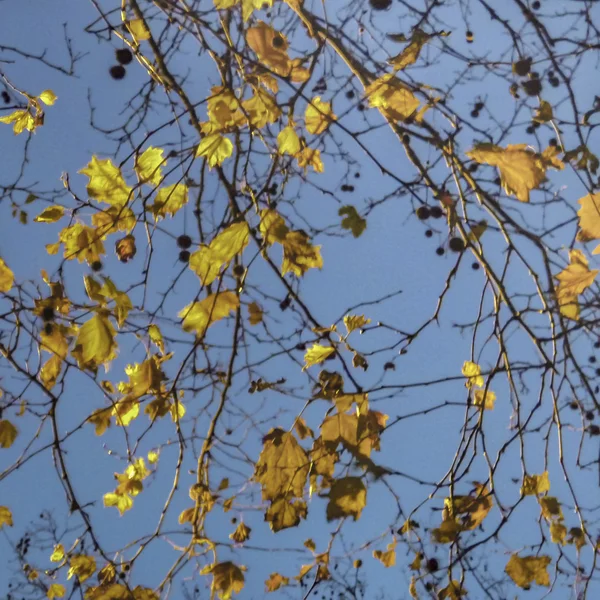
[
  {"x1": 265, "y1": 496, "x2": 308, "y2": 532},
  {"x1": 88, "y1": 408, "x2": 112, "y2": 436},
  {"x1": 196, "y1": 134, "x2": 233, "y2": 168},
  {"x1": 326, "y1": 477, "x2": 367, "y2": 521},
  {"x1": 57, "y1": 223, "x2": 105, "y2": 264},
  {"x1": 388, "y1": 29, "x2": 431, "y2": 70},
  {"x1": 265, "y1": 573, "x2": 289, "y2": 592},
  {"x1": 189, "y1": 222, "x2": 249, "y2": 285},
  {"x1": 0, "y1": 110, "x2": 36, "y2": 134},
  {"x1": 127, "y1": 18, "x2": 151, "y2": 41},
  {"x1": 277, "y1": 125, "x2": 301, "y2": 156},
  {"x1": 50, "y1": 544, "x2": 65, "y2": 562},
  {"x1": 248, "y1": 302, "x2": 263, "y2": 325},
  {"x1": 242, "y1": 89, "x2": 281, "y2": 128},
  {"x1": 68, "y1": 554, "x2": 96, "y2": 583},
  {"x1": 0, "y1": 506, "x2": 13, "y2": 528},
  {"x1": 0, "y1": 257, "x2": 14, "y2": 292},
  {"x1": 34, "y1": 205, "x2": 64, "y2": 223},
  {"x1": 555, "y1": 249, "x2": 598, "y2": 320},
  {"x1": 115, "y1": 234, "x2": 136, "y2": 263},
  {"x1": 577, "y1": 193, "x2": 600, "y2": 252},
  {"x1": 135, "y1": 146, "x2": 165, "y2": 186},
  {"x1": 179, "y1": 291, "x2": 239, "y2": 336},
  {"x1": 0, "y1": 419, "x2": 18, "y2": 448},
  {"x1": 540, "y1": 496, "x2": 563, "y2": 522},
  {"x1": 296, "y1": 147, "x2": 324, "y2": 173},
  {"x1": 373, "y1": 539, "x2": 396, "y2": 567},
  {"x1": 282, "y1": 230, "x2": 323, "y2": 276},
  {"x1": 259, "y1": 209, "x2": 289, "y2": 246},
  {"x1": 38, "y1": 90, "x2": 58, "y2": 106},
  {"x1": 47, "y1": 584, "x2": 66, "y2": 599},
  {"x1": 365, "y1": 74, "x2": 420, "y2": 122},
  {"x1": 79, "y1": 156, "x2": 132, "y2": 206},
  {"x1": 148, "y1": 325, "x2": 165, "y2": 354},
  {"x1": 71, "y1": 312, "x2": 118, "y2": 371},
  {"x1": 305, "y1": 97, "x2": 336, "y2": 135},
  {"x1": 246, "y1": 23, "x2": 292, "y2": 77},
  {"x1": 203, "y1": 562, "x2": 245, "y2": 600},
  {"x1": 473, "y1": 389, "x2": 496, "y2": 410},
  {"x1": 521, "y1": 472, "x2": 550, "y2": 496},
  {"x1": 505, "y1": 555, "x2": 551, "y2": 589},
  {"x1": 303, "y1": 344, "x2": 335, "y2": 370},
  {"x1": 103, "y1": 492, "x2": 134, "y2": 515},
  {"x1": 462, "y1": 361, "x2": 484, "y2": 389},
  {"x1": 466, "y1": 143, "x2": 562, "y2": 202},
  {"x1": 150, "y1": 183, "x2": 188, "y2": 219},
  {"x1": 254, "y1": 429, "x2": 309, "y2": 501},
  {"x1": 437, "y1": 580, "x2": 467, "y2": 599},
  {"x1": 339, "y1": 206, "x2": 366, "y2": 238}
]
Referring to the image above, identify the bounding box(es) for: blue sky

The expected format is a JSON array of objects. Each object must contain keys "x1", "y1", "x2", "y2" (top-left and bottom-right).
[{"x1": 2, "y1": 0, "x2": 600, "y2": 599}]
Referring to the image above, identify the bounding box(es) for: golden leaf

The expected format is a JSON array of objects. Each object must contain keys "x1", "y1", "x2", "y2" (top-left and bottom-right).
[
  {"x1": 473, "y1": 389, "x2": 496, "y2": 410},
  {"x1": 294, "y1": 416, "x2": 314, "y2": 440},
  {"x1": 148, "y1": 324, "x2": 164, "y2": 354},
  {"x1": 388, "y1": 29, "x2": 430, "y2": 70},
  {"x1": 241, "y1": 0, "x2": 273, "y2": 21},
  {"x1": 230, "y1": 521, "x2": 251, "y2": 543},
  {"x1": 150, "y1": 183, "x2": 189, "y2": 219},
  {"x1": 0, "y1": 258, "x2": 14, "y2": 292},
  {"x1": 305, "y1": 97, "x2": 336, "y2": 135},
  {"x1": 242, "y1": 89, "x2": 281, "y2": 129},
  {"x1": 254, "y1": 429, "x2": 309, "y2": 501},
  {"x1": 103, "y1": 492, "x2": 133, "y2": 515},
  {"x1": 277, "y1": 125, "x2": 301, "y2": 156},
  {"x1": 344, "y1": 314, "x2": 371, "y2": 334},
  {"x1": 437, "y1": 580, "x2": 467, "y2": 599},
  {"x1": 555, "y1": 249, "x2": 598, "y2": 321},
  {"x1": 296, "y1": 147, "x2": 324, "y2": 173},
  {"x1": 135, "y1": 146, "x2": 164, "y2": 186},
  {"x1": 67, "y1": 554, "x2": 96, "y2": 583},
  {"x1": 71, "y1": 313, "x2": 118, "y2": 371},
  {"x1": 373, "y1": 539, "x2": 396, "y2": 567},
  {"x1": 259, "y1": 209, "x2": 289, "y2": 246},
  {"x1": 550, "y1": 521, "x2": 567, "y2": 545},
  {"x1": 115, "y1": 234, "x2": 136, "y2": 263},
  {"x1": 0, "y1": 506, "x2": 13, "y2": 528},
  {"x1": 246, "y1": 23, "x2": 293, "y2": 77},
  {"x1": 79, "y1": 156, "x2": 132, "y2": 206},
  {"x1": 265, "y1": 573, "x2": 289, "y2": 592},
  {"x1": 577, "y1": 193, "x2": 600, "y2": 252},
  {"x1": 539, "y1": 496, "x2": 563, "y2": 522},
  {"x1": 127, "y1": 19, "x2": 151, "y2": 41},
  {"x1": 0, "y1": 110, "x2": 36, "y2": 134},
  {"x1": 50, "y1": 544, "x2": 65, "y2": 562},
  {"x1": 339, "y1": 206, "x2": 366, "y2": 238},
  {"x1": 365, "y1": 74, "x2": 420, "y2": 122},
  {"x1": 47, "y1": 584, "x2": 66, "y2": 599},
  {"x1": 465, "y1": 143, "x2": 561, "y2": 202},
  {"x1": 326, "y1": 477, "x2": 367, "y2": 521},
  {"x1": 521, "y1": 471, "x2": 550, "y2": 496},
  {"x1": 196, "y1": 134, "x2": 233, "y2": 168},
  {"x1": 248, "y1": 302, "x2": 263, "y2": 325},
  {"x1": 205, "y1": 562, "x2": 245, "y2": 600},
  {"x1": 505, "y1": 554, "x2": 551, "y2": 589},
  {"x1": 38, "y1": 90, "x2": 58, "y2": 106},
  {"x1": 34, "y1": 205, "x2": 64, "y2": 223},
  {"x1": 303, "y1": 344, "x2": 335, "y2": 370},
  {"x1": 265, "y1": 496, "x2": 307, "y2": 531},
  {"x1": 88, "y1": 408, "x2": 112, "y2": 436},
  {"x1": 0, "y1": 419, "x2": 18, "y2": 448},
  {"x1": 179, "y1": 291, "x2": 239, "y2": 336},
  {"x1": 462, "y1": 361, "x2": 484, "y2": 389},
  {"x1": 282, "y1": 230, "x2": 323, "y2": 277},
  {"x1": 58, "y1": 224, "x2": 105, "y2": 264},
  {"x1": 189, "y1": 222, "x2": 249, "y2": 285}
]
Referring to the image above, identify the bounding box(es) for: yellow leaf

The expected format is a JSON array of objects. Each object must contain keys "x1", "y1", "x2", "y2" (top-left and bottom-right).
[
  {"x1": 179, "y1": 291, "x2": 239, "y2": 336},
  {"x1": 521, "y1": 472, "x2": 550, "y2": 496},
  {"x1": 58, "y1": 224, "x2": 105, "y2": 264},
  {"x1": 578, "y1": 193, "x2": 600, "y2": 252},
  {"x1": 344, "y1": 314, "x2": 371, "y2": 334},
  {"x1": 38, "y1": 90, "x2": 58, "y2": 106},
  {"x1": 241, "y1": 0, "x2": 273, "y2": 20},
  {"x1": 259, "y1": 209, "x2": 289, "y2": 246},
  {"x1": 47, "y1": 584, "x2": 65, "y2": 599},
  {"x1": 113, "y1": 398, "x2": 140, "y2": 427},
  {"x1": 0, "y1": 419, "x2": 18, "y2": 448},
  {"x1": 282, "y1": 230, "x2": 323, "y2": 276},
  {"x1": 305, "y1": 97, "x2": 336, "y2": 135},
  {"x1": 79, "y1": 157, "x2": 132, "y2": 206},
  {"x1": 277, "y1": 126, "x2": 301, "y2": 156},
  {"x1": 365, "y1": 74, "x2": 420, "y2": 122},
  {"x1": 265, "y1": 496, "x2": 307, "y2": 532},
  {"x1": 254, "y1": 429, "x2": 309, "y2": 501},
  {"x1": 207, "y1": 562, "x2": 245, "y2": 600},
  {"x1": 50, "y1": 544, "x2": 65, "y2": 562},
  {"x1": 150, "y1": 182, "x2": 188, "y2": 219},
  {"x1": 466, "y1": 143, "x2": 561, "y2": 202},
  {"x1": 303, "y1": 344, "x2": 335, "y2": 370},
  {"x1": 539, "y1": 496, "x2": 563, "y2": 522},
  {"x1": 170, "y1": 399, "x2": 185, "y2": 421},
  {"x1": 135, "y1": 146, "x2": 164, "y2": 186},
  {"x1": 178, "y1": 507, "x2": 195, "y2": 524},
  {"x1": 550, "y1": 521, "x2": 567, "y2": 545},
  {"x1": 34, "y1": 205, "x2": 64, "y2": 223},
  {"x1": 0, "y1": 257, "x2": 14, "y2": 292},
  {"x1": 103, "y1": 492, "x2": 133, "y2": 515},
  {"x1": 88, "y1": 408, "x2": 112, "y2": 436},
  {"x1": 147, "y1": 449, "x2": 159, "y2": 464},
  {"x1": 373, "y1": 539, "x2": 396, "y2": 567},
  {"x1": 68, "y1": 554, "x2": 96, "y2": 583},
  {"x1": 127, "y1": 18, "x2": 151, "y2": 41},
  {"x1": 115, "y1": 234, "x2": 136, "y2": 263},
  {"x1": 533, "y1": 100, "x2": 553, "y2": 123},
  {"x1": 242, "y1": 89, "x2": 281, "y2": 129},
  {"x1": 0, "y1": 506, "x2": 13, "y2": 528},
  {"x1": 196, "y1": 134, "x2": 233, "y2": 168},
  {"x1": 569, "y1": 527, "x2": 586, "y2": 550},
  {"x1": 462, "y1": 361, "x2": 484, "y2": 389},
  {"x1": 294, "y1": 416, "x2": 314, "y2": 440},
  {"x1": 230, "y1": 521, "x2": 251, "y2": 543},
  {"x1": 473, "y1": 389, "x2": 496, "y2": 410},
  {"x1": 388, "y1": 29, "x2": 430, "y2": 70},
  {"x1": 505, "y1": 554, "x2": 551, "y2": 589},
  {"x1": 214, "y1": 0, "x2": 238, "y2": 11},
  {"x1": 71, "y1": 313, "x2": 118, "y2": 371},
  {"x1": 339, "y1": 206, "x2": 366, "y2": 238},
  {"x1": 248, "y1": 302, "x2": 263, "y2": 325},
  {"x1": 296, "y1": 147, "x2": 324, "y2": 173},
  {"x1": 326, "y1": 476, "x2": 367, "y2": 521},
  {"x1": 189, "y1": 222, "x2": 250, "y2": 285},
  {"x1": 0, "y1": 110, "x2": 36, "y2": 134},
  {"x1": 437, "y1": 580, "x2": 467, "y2": 599},
  {"x1": 556, "y1": 249, "x2": 598, "y2": 321},
  {"x1": 409, "y1": 576, "x2": 419, "y2": 599},
  {"x1": 92, "y1": 206, "x2": 136, "y2": 238},
  {"x1": 246, "y1": 22, "x2": 293, "y2": 77},
  {"x1": 265, "y1": 573, "x2": 289, "y2": 592}
]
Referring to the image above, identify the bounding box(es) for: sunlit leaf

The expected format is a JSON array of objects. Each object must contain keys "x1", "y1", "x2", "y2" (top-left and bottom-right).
[
  {"x1": 135, "y1": 146, "x2": 164, "y2": 186},
  {"x1": 50, "y1": 544, "x2": 65, "y2": 562},
  {"x1": 150, "y1": 182, "x2": 188, "y2": 219},
  {"x1": 365, "y1": 74, "x2": 420, "y2": 122},
  {"x1": 71, "y1": 312, "x2": 118, "y2": 371},
  {"x1": 115, "y1": 234, "x2": 137, "y2": 263},
  {"x1": 555, "y1": 249, "x2": 598, "y2": 321},
  {"x1": 305, "y1": 97, "x2": 336, "y2": 135},
  {"x1": 47, "y1": 584, "x2": 65, "y2": 599},
  {"x1": 79, "y1": 156, "x2": 132, "y2": 206},
  {"x1": 148, "y1": 324, "x2": 164, "y2": 354},
  {"x1": 230, "y1": 521, "x2": 251, "y2": 543},
  {"x1": 196, "y1": 134, "x2": 233, "y2": 168},
  {"x1": 521, "y1": 472, "x2": 550, "y2": 496},
  {"x1": 577, "y1": 193, "x2": 600, "y2": 252},
  {"x1": 259, "y1": 209, "x2": 289, "y2": 246},
  {"x1": 0, "y1": 506, "x2": 13, "y2": 528},
  {"x1": 388, "y1": 29, "x2": 431, "y2": 70},
  {"x1": 34, "y1": 205, "x2": 64, "y2": 223},
  {"x1": 437, "y1": 580, "x2": 467, "y2": 599},
  {"x1": 266, "y1": 496, "x2": 308, "y2": 532},
  {"x1": 265, "y1": 573, "x2": 289, "y2": 592},
  {"x1": 67, "y1": 554, "x2": 96, "y2": 583},
  {"x1": 0, "y1": 110, "x2": 36, "y2": 134},
  {"x1": 179, "y1": 291, "x2": 239, "y2": 336},
  {"x1": 296, "y1": 147, "x2": 324, "y2": 173},
  {"x1": 505, "y1": 554, "x2": 551, "y2": 589},
  {"x1": 38, "y1": 90, "x2": 58, "y2": 106},
  {"x1": 373, "y1": 539, "x2": 396, "y2": 567},
  {"x1": 205, "y1": 562, "x2": 245, "y2": 600},
  {"x1": 0, "y1": 419, "x2": 18, "y2": 448},
  {"x1": 127, "y1": 19, "x2": 151, "y2": 41},
  {"x1": 462, "y1": 361, "x2": 484, "y2": 389},
  {"x1": 303, "y1": 344, "x2": 335, "y2": 370},
  {"x1": 0, "y1": 257, "x2": 14, "y2": 292},
  {"x1": 277, "y1": 125, "x2": 301, "y2": 156},
  {"x1": 103, "y1": 492, "x2": 133, "y2": 515},
  {"x1": 326, "y1": 477, "x2": 366, "y2": 521},
  {"x1": 282, "y1": 230, "x2": 323, "y2": 277},
  {"x1": 473, "y1": 389, "x2": 496, "y2": 410}
]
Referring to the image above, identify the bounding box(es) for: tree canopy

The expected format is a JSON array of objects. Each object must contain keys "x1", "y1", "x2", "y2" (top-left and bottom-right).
[{"x1": 2, "y1": 0, "x2": 600, "y2": 598}]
